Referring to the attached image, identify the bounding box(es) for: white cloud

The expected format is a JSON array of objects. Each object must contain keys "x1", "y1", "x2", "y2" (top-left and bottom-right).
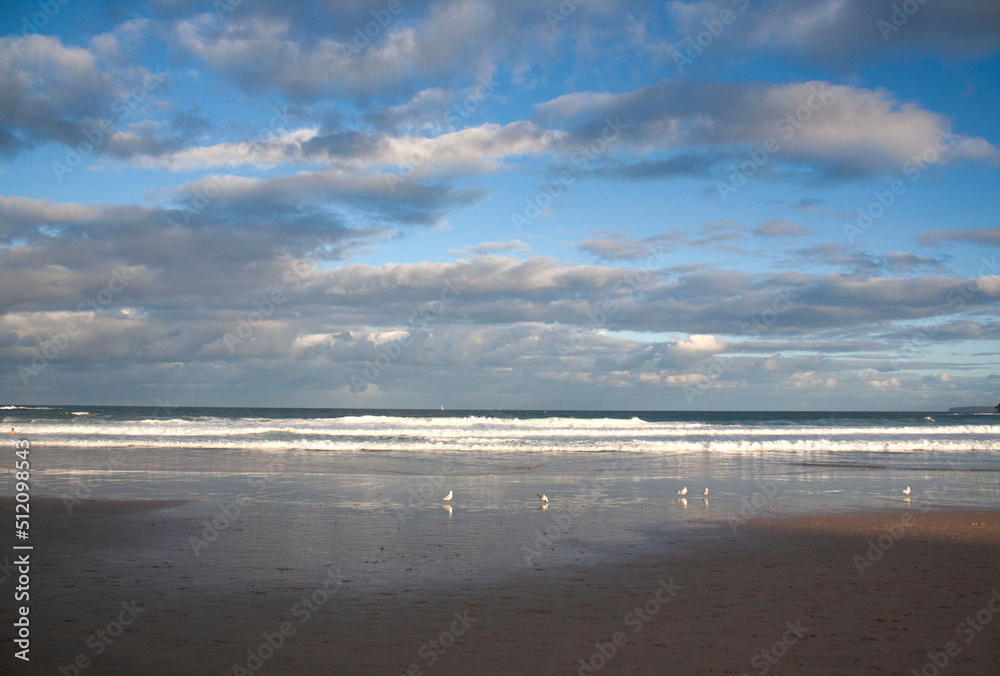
[
  {"x1": 974, "y1": 276, "x2": 1000, "y2": 296},
  {"x1": 787, "y1": 371, "x2": 837, "y2": 389},
  {"x1": 125, "y1": 120, "x2": 563, "y2": 179},
  {"x1": 857, "y1": 371, "x2": 901, "y2": 389},
  {"x1": 663, "y1": 372, "x2": 715, "y2": 386},
  {"x1": 129, "y1": 127, "x2": 322, "y2": 171},
  {"x1": 448, "y1": 240, "x2": 529, "y2": 256},
  {"x1": 0, "y1": 196, "x2": 100, "y2": 226},
  {"x1": 538, "y1": 79, "x2": 1000, "y2": 178},
  {"x1": 665, "y1": 335, "x2": 727, "y2": 360},
  {"x1": 761, "y1": 355, "x2": 781, "y2": 371},
  {"x1": 174, "y1": 1, "x2": 498, "y2": 99},
  {"x1": 755, "y1": 220, "x2": 814, "y2": 238}
]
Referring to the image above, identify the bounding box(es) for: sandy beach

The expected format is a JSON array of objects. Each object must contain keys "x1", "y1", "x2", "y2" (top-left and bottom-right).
[{"x1": 3, "y1": 496, "x2": 999, "y2": 675}]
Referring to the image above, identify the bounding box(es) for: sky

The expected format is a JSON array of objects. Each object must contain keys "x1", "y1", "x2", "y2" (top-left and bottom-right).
[{"x1": 1, "y1": 0, "x2": 999, "y2": 411}]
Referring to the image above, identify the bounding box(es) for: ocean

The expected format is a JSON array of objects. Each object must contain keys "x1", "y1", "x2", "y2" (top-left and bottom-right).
[
  {"x1": 5, "y1": 405, "x2": 998, "y2": 509},
  {"x1": 5, "y1": 405, "x2": 999, "y2": 454}
]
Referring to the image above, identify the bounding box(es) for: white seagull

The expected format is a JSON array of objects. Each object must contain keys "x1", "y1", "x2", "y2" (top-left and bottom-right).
[
  {"x1": 537, "y1": 493, "x2": 549, "y2": 504},
  {"x1": 703, "y1": 488, "x2": 709, "y2": 497},
  {"x1": 443, "y1": 490, "x2": 453, "y2": 501},
  {"x1": 677, "y1": 487, "x2": 687, "y2": 496},
  {"x1": 903, "y1": 487, "x2": 911, "y2": 496}
]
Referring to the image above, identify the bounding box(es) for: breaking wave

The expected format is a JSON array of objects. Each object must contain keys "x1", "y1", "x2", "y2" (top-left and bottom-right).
[{"x1": 15, "y1": 414, "x2": 1000, "y2": 453}]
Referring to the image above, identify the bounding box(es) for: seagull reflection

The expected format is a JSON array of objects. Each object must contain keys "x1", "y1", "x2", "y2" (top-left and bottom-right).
[
  {"x1": 442, "y1": 504, "x2": 452, "y2": 516},
  {"x1": 678, "y1": 498, "x2": 687, "y2": 508}
]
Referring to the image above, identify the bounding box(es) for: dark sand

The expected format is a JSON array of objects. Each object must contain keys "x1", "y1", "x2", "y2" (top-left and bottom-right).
[{"x1": 2, "y1": 499, "x2": 999, "y2": 674}]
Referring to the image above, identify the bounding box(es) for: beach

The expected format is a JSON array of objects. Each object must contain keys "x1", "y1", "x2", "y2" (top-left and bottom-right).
[
  {"x1": 3, "y1": 496, "x2": 1000, "y2": 674},
  {"x1": 3, "y1": 408, "x2": 1000, "y2": 673}
]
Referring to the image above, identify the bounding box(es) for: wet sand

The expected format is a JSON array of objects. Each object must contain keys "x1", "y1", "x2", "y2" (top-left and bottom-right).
[{"x1": 2, "y1": 499, "x2": 999, "y2": 674}]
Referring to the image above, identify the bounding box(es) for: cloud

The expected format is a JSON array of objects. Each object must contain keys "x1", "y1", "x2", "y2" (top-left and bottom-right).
[
  {"x1": 975, "y1": 276, "x2": 1000, "y2": 296},
  {"x1": 754, "y1": 219, "x2": 814, "y2": 238},
  {"x1": 916, "y1": 227, "x2": 1000, "y2": 247},
  {"x1": 604, "y1": 153, "x2": 717, "y2": 180},
  {"x1": 0, "y1": 35, "x2": 120, "y2": 155},
  {"x1": 662, "y1": 372, "x2": 715, "y2": 386},
  {"x1": 0, "y1": 27, "x2": 181, "y2": 162},
  {"x1": 786, "y1": 371, "x2": 837, "y2": 389},
  {"x1": 170, "y1": 1, "x2": 1000, "y2": 110},
  {"x1": 857, "y1": 371, "x2": 901, "y2": 389},
  {"x1": 168, "y1": 168, "x2": 487, "y2": 228},
  {"x1": 576, "y1": 232, "x2": 669, "y2": 262},
  {"x1": 448, "y1": 240, "x2": 529, "y2": 256},
  {"x1": 880, "y1": 320, "x2": 1000, "y2": 344},
  {"x1": 0, "y1": 194, "x2": 393, "y2": 315},
  {"x1": 664, "y1": 334, "x2": 726, "y2": 360},
  {"x1": 783, "y1": 243, "x2": 947, "y2": 277},
  {"x1": 4, "y1": 233, "x2": 998, "y2": 407},
  {"x1": 128, "y1": 120, "x2": 563, "y2": 179},
  {"x1": 537, "y1": 79, "x2": 1000, "y2": 181},
  {"x1": 365, "y1": 87, "x2": 455, "y2": 132},
  {"x1": 128, "y1": 127, "x2": 322, "y2": 170},
  {"x1": 659, "y1": 0, "x2": 1000, "y2": 67},
  {"x1": 760, "y1": 355, "x2": 781, "y2": 371},
  {"x1": 0, "y1": 196, "x2": 101, "y2": 243},
  {"x1": 576, "y1": 223, "x2": 749, "y2": 262},
  {"x1": 25, "y1": 218, "x2": 994, "y2": 351},
  {"x1": 104, "y1": 73, "x2": 998, "y2": 196},
  {"x1": 173, "y1": 1, "x2": 500, "y2": 100},
  {"x1": 793, "y1": 198, "x2": 824, "y2": 213}
]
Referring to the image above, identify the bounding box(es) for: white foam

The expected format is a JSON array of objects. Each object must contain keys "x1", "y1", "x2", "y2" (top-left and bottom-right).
[{"x1": 21, "y1": 415, "x2": 1000, "y2": 453}]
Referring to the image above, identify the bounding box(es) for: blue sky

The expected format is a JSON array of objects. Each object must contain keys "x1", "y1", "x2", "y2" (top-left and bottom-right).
[{"x1": 1, "y1": 0, "x2": 999, "y2": 410}]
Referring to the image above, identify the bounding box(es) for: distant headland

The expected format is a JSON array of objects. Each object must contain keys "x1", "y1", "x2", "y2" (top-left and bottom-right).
[{"x1": 948, "y1": 406, "x2": 998, "y2": 413}]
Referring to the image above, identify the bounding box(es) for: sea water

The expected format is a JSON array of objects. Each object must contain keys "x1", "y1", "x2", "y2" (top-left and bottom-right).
[{"x1": 4, "y1": 405, "x2": 999, "y2": 501}]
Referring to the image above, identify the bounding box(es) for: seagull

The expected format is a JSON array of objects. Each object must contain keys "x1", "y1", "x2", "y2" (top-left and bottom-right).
[
  {"x1": 677, "y1": 487, "x2": 687, "y2": 496},
  {"x1": 443, "y1": 490, "x2": 453, "y2": 501},
  {"x1": 537, "y1": 493, "x2": 548, "y2": 504},
  {"x1": 903, "y1": 487, "x2": 911, "y2": 496},
  {"x1": 703, "y1": 488, "x2": 709, "y2": 497}
]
